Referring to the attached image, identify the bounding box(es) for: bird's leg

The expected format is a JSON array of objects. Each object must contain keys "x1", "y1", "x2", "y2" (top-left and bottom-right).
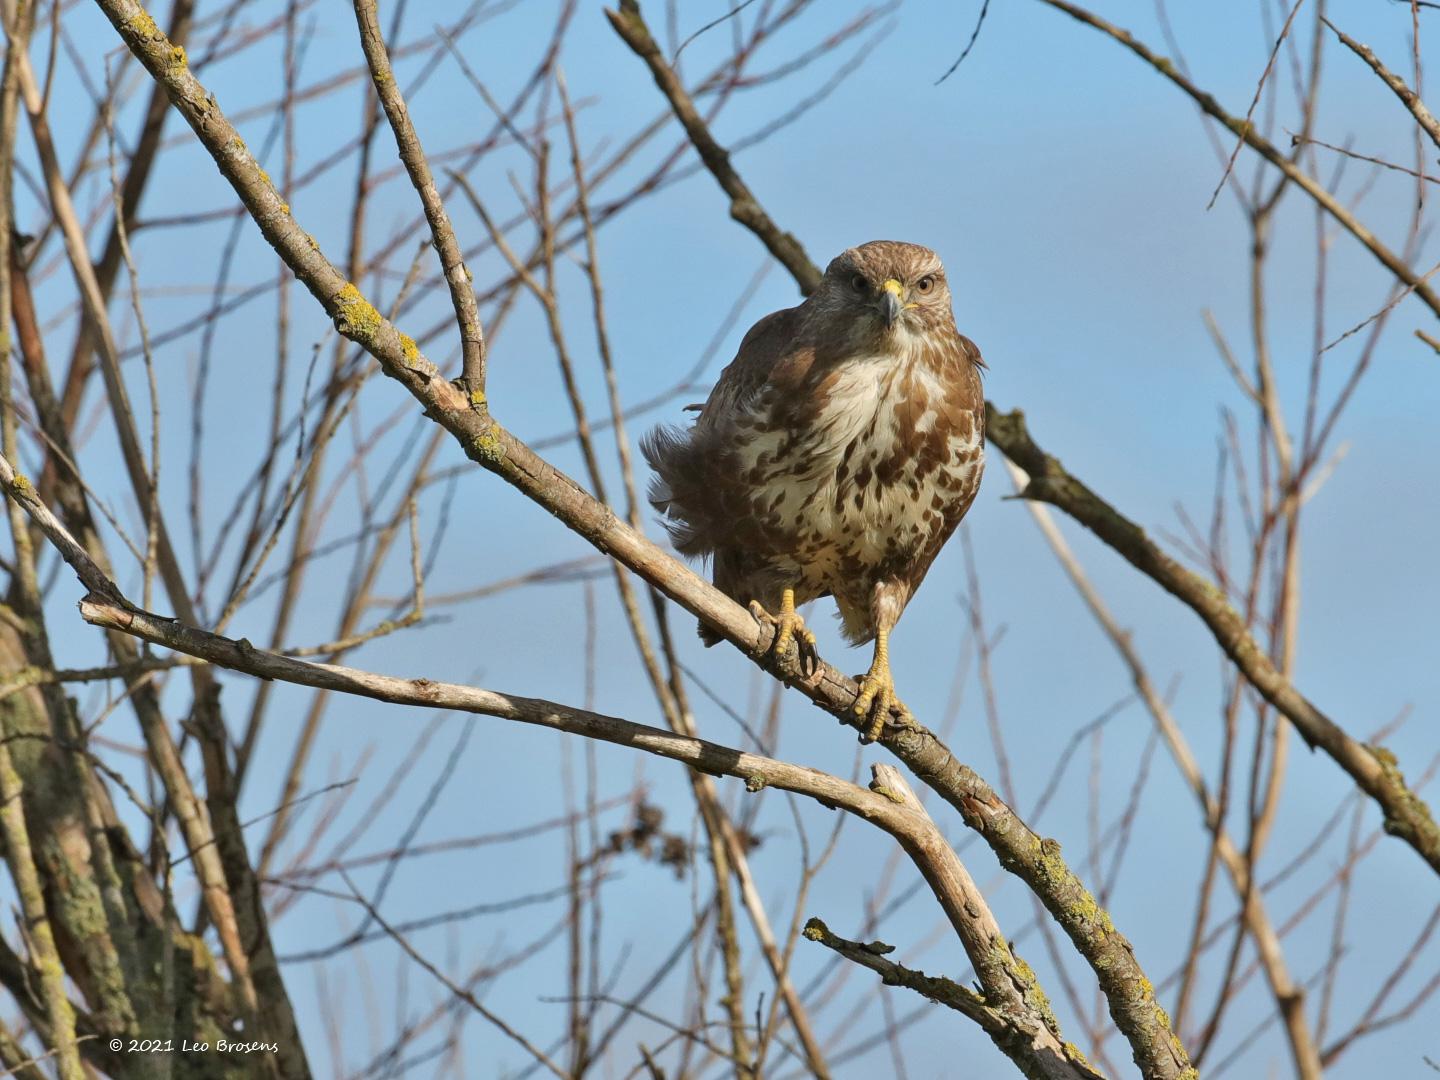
[
  {"x1": 749, "y1": 587, "x2": 818, "y2": 675},
  {"x1": 853, "y1": 624, "x2": 913, "y2": 742}
]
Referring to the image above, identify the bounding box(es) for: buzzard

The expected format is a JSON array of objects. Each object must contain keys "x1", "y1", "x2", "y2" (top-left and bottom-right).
[{"x1": 642, "y1": 241, "x2": 985, "y2": 741}]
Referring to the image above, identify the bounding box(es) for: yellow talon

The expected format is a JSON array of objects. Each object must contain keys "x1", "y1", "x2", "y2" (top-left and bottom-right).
[
  {"x1": 853, "y1": 626, "x2": 912, "y2": 742},
  {"x1": 750, "y1": 588, "x2": 818, "y2": 675}
]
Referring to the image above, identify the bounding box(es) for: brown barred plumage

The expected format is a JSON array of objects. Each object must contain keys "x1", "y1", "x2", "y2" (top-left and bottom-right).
[{"x1": 643, "y1": 241, "x2": 986, "y2": 739}]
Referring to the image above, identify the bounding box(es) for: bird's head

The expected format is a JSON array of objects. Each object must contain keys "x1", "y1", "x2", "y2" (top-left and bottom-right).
[{"x1": 815, "y1": 241, "x2": 954, "y2": 351}]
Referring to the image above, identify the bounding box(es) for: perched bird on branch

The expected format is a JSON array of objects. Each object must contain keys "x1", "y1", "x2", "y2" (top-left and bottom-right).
[{"x1": 643, "y1": 241, "x2": 986, "y2": 741}]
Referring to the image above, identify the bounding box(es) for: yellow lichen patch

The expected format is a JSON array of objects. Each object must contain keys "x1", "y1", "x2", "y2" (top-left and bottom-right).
[
  {"x1": 1063, "y1": 1042, "x2": 1093, "y2": 1070},
  {"x1": 126, "y1": 8, "x2": 162, "y2": 41},
  {"x1": 8, "y1": 473, "x2": 34, "y2": 499},
  {"x1": 279, "y1": 202, "x2": 290, "y2": 215},
  {"x1": 1004, "y1": 947, "x2": 1059, "y2": 1029},
  {"x1": 400, "y1": 333, "x2": 421, "y2": 368},
  {"x1": 1368, "y1": 743, "x2": 1438, "y2": 839},
  {"x1": 168, "y1": 45, "x2": 187, "y2": 69},
  {"x1": 471, "y1": 427, "x2": 505, "y2": 464},
  {"x1": 1034, "y1": 835, "x2": 1116, "y2": 936},
  {"x1": 332, "y1": 283, "x2": 382, "y2": 342},
  {"x1": 0, "y1": 665, "x2": 40, "y2": 690},
  {"x1": 1153, "y1": 1000, "x2": 1173, "y2": 1029},
  {"x1": 468, "y1": 387, "x2": 486, "y2": 408}
]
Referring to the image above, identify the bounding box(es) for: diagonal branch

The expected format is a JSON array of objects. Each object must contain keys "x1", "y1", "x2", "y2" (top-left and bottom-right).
[
  {"x1": 986, "y1": 404, "x2": 1440, "y2": 876},
  {"x1": 1031, "y1": 0, "x2": 1440, "y2": 319},
  {"x1": 843, "y1": 766, "x2": 1107, "y2": 1080},
  {"x1": 595, "y1": 0, "x2": 1439, "y2": 882},
  {"x1": 606, "y1": 0, "x2": 820, "y2": 295},
  {"x1": 2, "y1": 441, "x2": 1093, "y2": 1080},
  {"x1": 801, "y1": 917, "x2": 1104, "y2": 1080},
  {"x1": 86, "y1": 3, "x2": 1191, "y2": 1075},
  {"x1": 72, "y1": 594, "x2": 1093, "y2": 1080},
  {"x1": 1003, "y1": 462, "x2": 1321, "y2": 1079},
  {"x1": 1321, "y1": 15, "x2": 1440, "y2": 154},
  {"x1": 5, "y1": 36, "x2": 292, "y2": 1056},
  {"x1": 351, "y1": 0, "x2": 486, "y2": 392}
]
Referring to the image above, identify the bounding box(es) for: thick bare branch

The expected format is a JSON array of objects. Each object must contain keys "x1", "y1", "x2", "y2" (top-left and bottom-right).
[
  {"x1": 105, "y1": 593, "x2": 1101, "y2": 1077},
  {"x1": 1004, "y1": 462, "x2": 1321, "y2": 1079},
  {"x1": 84, "y1": 5, "x2": 1193, "y2": 1076},
  {"x1": 597, "y1": 0, "x2": 1435, "y2": 884},
  {"x1": 0, "y1": 737, "x2": 83, "y2": 1080},
  {"x1": 75, "y1": 607, "x2": 1093, "y2": 1079},
  {"x1": 3, "y1": 390, "x2": 1104, "y2": 1080},
  {"x1": 986, "y1": 404, "x2": 1440, "y2": 876}
]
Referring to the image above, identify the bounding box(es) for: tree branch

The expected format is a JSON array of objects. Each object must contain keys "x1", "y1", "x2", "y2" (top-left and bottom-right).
[
  {"x1": 801, "y1": 917, "x2": 1104, "y2": 1080},
  {"x1": 3, "y1": 438, "x2": 1093, "y2": 1080},
  {"x1": 68, "y1": 603, "x2": 1093, "y2": 1080},
  {"x1": 599, "y1": 0, "x2": 1438, "y2": 886},
  {"x1": 605, "y1": 0, "x2": 821, "y2": 295},
  {"x1": 0, "y1": 738, "x2": 84, "y2": 1080},
  {"x1": 351, "y1": 0, "x2": 487, "y2": 393},
  {"x1": 986, "y1": 404, "x2": 1440, "y2": 876},
  {"x1": 1003, "y1": 461, "x2": 1321, "y2": 1079},
  {"x1": 1030, "y1": 0, "x2": 1440, "y2": 319},
  {"x1": 1321, "y1": 15, "x2": 1440, "y2": 154},
  {"x1": 86, "y1": 3, "x2": 1191, "y2": 1075}
]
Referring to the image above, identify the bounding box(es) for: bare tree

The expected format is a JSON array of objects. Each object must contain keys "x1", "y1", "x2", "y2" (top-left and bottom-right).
[{"x1": 0, "y1": 0, "x2": 1434, "y2": 1077}]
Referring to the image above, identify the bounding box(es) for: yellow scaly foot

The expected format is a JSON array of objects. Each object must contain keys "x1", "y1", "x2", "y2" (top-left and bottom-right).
[
  {"x1": 749, "y1": 587, "x2": 818, "y2": 675},
  {"x1": 853, "y1": 626, "x2": 913, "y2": 742}
]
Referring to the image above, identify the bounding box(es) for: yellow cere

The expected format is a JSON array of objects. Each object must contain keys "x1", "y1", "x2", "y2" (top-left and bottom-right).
[{"x1": 883, "y1": 278, "x2": 918, "y2": 309}]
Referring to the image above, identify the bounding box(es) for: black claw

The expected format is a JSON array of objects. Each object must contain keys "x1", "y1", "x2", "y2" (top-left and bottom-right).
[{"x1": 798, "y1": 641, "x2": 817, "y2": 676}]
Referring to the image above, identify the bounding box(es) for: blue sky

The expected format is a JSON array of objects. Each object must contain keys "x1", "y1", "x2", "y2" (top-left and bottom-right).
[{"x1": 22, "y1": 0, "x2": 1440, "y2": 1076}]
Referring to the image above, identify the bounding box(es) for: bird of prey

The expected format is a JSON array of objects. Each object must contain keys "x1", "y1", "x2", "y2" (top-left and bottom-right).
[{"x1": 642, "y1": 241, "x2": 986, "y2": 741}]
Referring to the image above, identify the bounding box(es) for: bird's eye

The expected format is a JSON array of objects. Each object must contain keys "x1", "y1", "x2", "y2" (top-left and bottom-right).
[
  {"x1": 850, "y1": 274, "x2": 867, "y2": 293},
  {"x1": 915, "y1": 275, "x2": 936, "y2": 294}
]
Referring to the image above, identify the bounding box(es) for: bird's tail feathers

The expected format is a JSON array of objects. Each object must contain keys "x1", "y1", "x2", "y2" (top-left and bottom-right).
[
  {"x1": 639, "y1": 425, "x2": 713, "y2": 556},
  {"x1": 835, "y1": 599, "x2": 876, "y2": 647}
]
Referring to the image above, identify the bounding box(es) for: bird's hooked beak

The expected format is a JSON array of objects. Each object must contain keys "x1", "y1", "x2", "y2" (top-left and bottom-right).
[{"x1": 879, "y1": 278, "x2": 905, "y2": 328}]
